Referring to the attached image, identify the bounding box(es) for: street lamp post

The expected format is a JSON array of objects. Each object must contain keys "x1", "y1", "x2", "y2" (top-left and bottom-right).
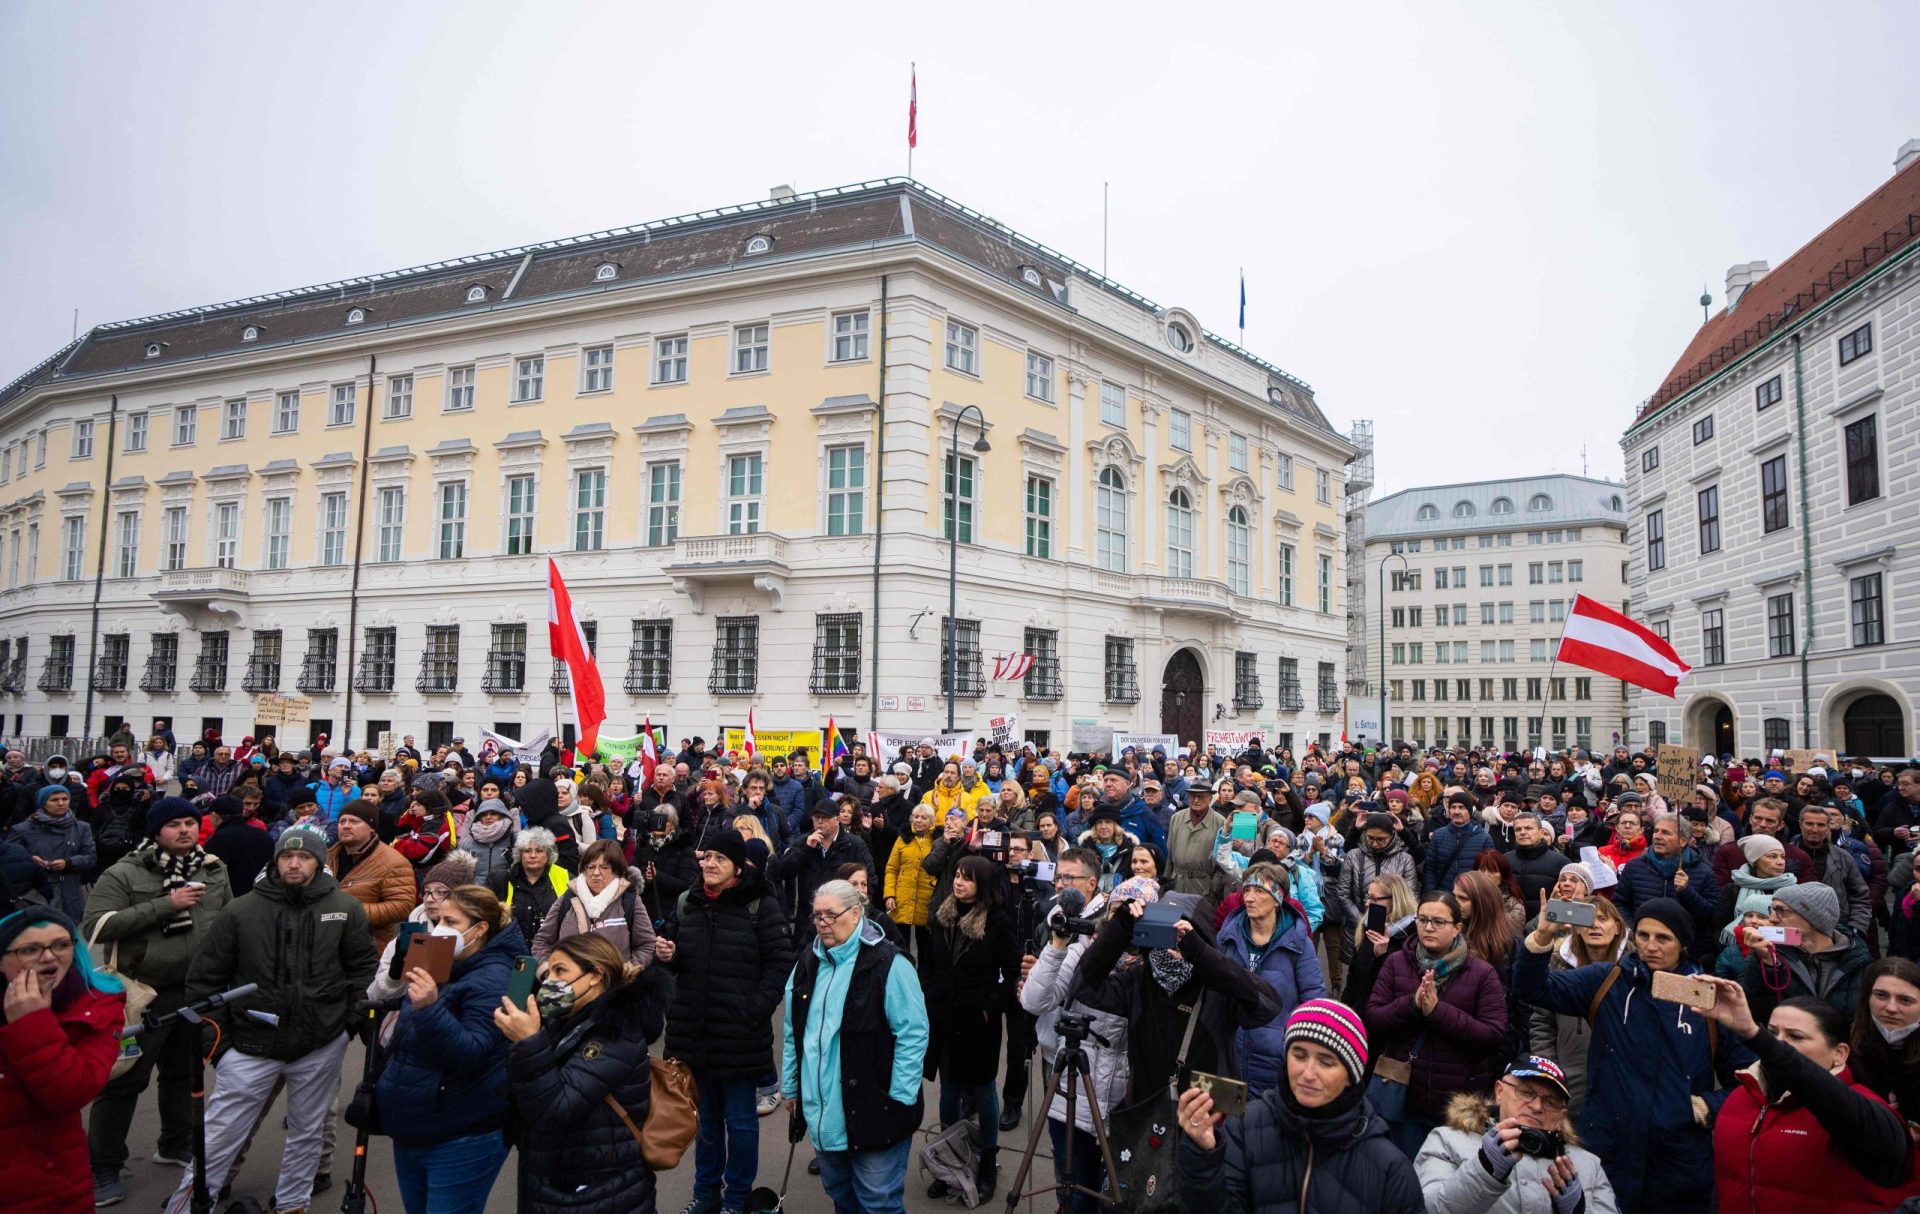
[
  {"x1": 1377, "y1": 550, "x2": 1408, "y2": 752},
  {"x1": 946, "y1": 404, "x2": 990, "y2": 732}
]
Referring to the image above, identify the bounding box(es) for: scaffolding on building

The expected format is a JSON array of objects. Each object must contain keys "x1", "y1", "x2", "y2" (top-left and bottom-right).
[{"x1": 1344, "y1": 420, "x2": 1375, "y2": 697}]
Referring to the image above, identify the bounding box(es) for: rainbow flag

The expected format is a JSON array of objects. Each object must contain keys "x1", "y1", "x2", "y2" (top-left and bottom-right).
[{"x1": 826, "y1": 717, "x2": 851, "y2": 764}]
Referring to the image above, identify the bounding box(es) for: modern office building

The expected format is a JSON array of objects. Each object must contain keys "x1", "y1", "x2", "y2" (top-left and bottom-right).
[
  {"x1": 1621, "y1": 141, "x2": 1920, "y2": 758},
  {"x1": 0, "y1": 178, "x2": 1357, "y2": 754},
  {"x1": 1362, "y1": 475, "x2": 1630, "y2": 753}
]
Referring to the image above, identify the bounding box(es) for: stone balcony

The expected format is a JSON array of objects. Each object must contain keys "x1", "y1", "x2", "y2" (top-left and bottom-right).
[
  {"x1": 664, "y1": 533, "x2": 790, "y2": 612},
  {"x1": 152, "y1": 566, "x2": 250, "y2": 621}
]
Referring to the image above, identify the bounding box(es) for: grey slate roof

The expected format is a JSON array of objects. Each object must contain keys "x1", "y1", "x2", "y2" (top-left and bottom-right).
[{"x1": 1367, "y1": 474, "x2": 1627, "y2": 540}]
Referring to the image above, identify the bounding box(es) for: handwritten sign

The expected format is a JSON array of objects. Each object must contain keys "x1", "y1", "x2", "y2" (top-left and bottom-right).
[
  {"x1": 253, "y1": 693, "x2": 311, "y2": 726},
  {"x1": 1654, "y1": 743, "x2": 1700, "y2": 807}
]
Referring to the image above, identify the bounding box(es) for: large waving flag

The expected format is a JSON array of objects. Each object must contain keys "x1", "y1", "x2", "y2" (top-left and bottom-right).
[
  {"x1": 743, "y1": 707, "x2": 758, "y2": 761},
  {"x1": 1556, "y1": 593, "x2": 1691, "y2": 697},
  {"x1": 547, "y1": 559, "x2": 606, "y2": 757},
  {"x1": 639, "y1": 714, "x2": 659, "y2": 784}
]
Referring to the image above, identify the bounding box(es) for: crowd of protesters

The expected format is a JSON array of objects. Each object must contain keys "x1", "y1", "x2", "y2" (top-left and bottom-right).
[{"x1": 2, "y1": 721, "x2": 1919, "y2": 1214}]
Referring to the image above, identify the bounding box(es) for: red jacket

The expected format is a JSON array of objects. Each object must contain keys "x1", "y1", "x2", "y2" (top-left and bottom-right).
[
  {"x1": 0, "y1": 986, "x2": 127, "y2": 1213},
  {"x1": 1713, "y1": 1059, "x2": 1920, "y2": 1214}
]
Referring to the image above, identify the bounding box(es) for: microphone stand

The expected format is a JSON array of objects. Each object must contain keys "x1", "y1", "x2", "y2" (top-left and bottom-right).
[{"x1": 132, "y1": 984, "x2": 257, "y2": 1214}]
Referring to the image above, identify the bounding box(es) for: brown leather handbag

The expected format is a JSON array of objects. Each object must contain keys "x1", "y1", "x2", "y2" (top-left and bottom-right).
[{"x1": 607, "y1": 1057, "x2": 700, "y2": 1170}]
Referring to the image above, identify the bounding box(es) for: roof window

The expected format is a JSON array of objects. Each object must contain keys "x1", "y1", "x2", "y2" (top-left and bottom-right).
[
  {"x1": 241, "y1": 325, "x2": 260, "y2": 342},
  {"x1": 465, "y1": 285, "x2": 488, "y2": 303},
  {"x1": 744, "y1": 235, "x2": 773, "y2": 255},
  {"x1": 345, "y1": 308, "x2": 366, "y2": 326},
  {"x1": 595, "y1": 263, "x2": 618, "y2": 282}
]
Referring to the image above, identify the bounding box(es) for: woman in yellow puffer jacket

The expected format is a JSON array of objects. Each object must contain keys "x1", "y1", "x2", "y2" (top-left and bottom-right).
[
  {"x1": 886, "y1": 803, "x2": 940, "y2": 959},
  {"x1": 919, "y1": 763, "x2": 988, "y2": 821}
]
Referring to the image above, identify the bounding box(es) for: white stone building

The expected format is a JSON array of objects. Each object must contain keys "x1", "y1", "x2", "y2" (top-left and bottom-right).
[
  {"x1": 1361, "y1": 476, "x2": 1630, "y2": 753},
  {"x1": 1620, "y1": 142, "x2": 1920, "y2": 760}
]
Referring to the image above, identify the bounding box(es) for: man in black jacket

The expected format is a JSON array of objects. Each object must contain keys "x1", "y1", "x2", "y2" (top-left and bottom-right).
[
  {"x1": 768, "y1": 801, "x2": 875, "y2": 943},
  {"x1": 171, "y1": 831, "x2": 376, "y2": 1214},
  {"x1": 1505, "y1": 812, "x2": 1568, "y2": 911}
]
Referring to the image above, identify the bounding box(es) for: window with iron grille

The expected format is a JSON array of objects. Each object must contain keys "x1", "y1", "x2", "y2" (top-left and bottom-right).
[
  {"x1": 1845, "y1": 415, "x2": 1880, "y2": 505},
  {"x1": 357, "y1": 627, "x2": 396, "y2": 693},
  {"x1": 190, "y1": 632, "x2": 229, "y2": 693},
  {"x1": 1232, "y1": 651, "x2": 1262, "y2": 711},
  {"x1": 626, "y1": 619, "x2": 672, "y2": 694},
  {"x1": 1851, "y1": 573, "x2": 1884, "y2": 647},
  {"x1": 810, "y1": 614, "x2": 862, "y2": 695},
  {"x1": 38, "y1": 635, "x2": 74, "y2": 693},
  {"x1": 242, "y1": 631, "x2": 282, "y2": 693},
  {"x1": 1766, "y1": 594, "x2": 1794, "y2": 658},
  {"x1": 141, "y1": 634, "x2": 177, "y2": 692},
  {"x1": 941, "y1": 617, "x2": 984, "y2": 699},
  {"x1": 95, "y1": 634, "x2": 129, "y2": 692},
  {"x1": 1, "y1": 639, "x2": 23, "y2": 693},
  {"x1": 1278, "y1": 658, "x2": 1303, "y2": 711},
  {"x1": 1701, "y1": 608, "x2": 1725, "y2": 666},
  {"x1": 1763, "y1": 717, "x2": 1791, "y2": 752},
  {"x1": 551, "y1": 623, "x2": 595, "y2": 694},
  {"x1": 709, "y1": 617, "x2": 759, "y2": 695},
  {"x1": 418, "y1": 626, "x2": 460, "y2": 693},
  {"x1": 1648, "y1": 720, "x2": 1667, "y2": 746},
  {"x1": 1317, "y1": 662, "x2": 1339, "y2": 713},
  {"x1": 1103, "y1": 636, "x2": 1139, "y2": 704},
  {"x1": 484, "y1": 624, "x2": 527, "y2": 692},
  {"x1": 299, "y1": 629, "x2": 338, "y2": 693},
  {"x1": 1023, "y1": 628, "x2": 1061, "y2": 700}
]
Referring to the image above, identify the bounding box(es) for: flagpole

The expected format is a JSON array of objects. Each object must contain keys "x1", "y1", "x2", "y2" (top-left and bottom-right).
[
  {"x1": 907, "y1": 61, "x2": 915, "y2": 180},
  {"x1": 1534, "y1": 609, "x2": 1574, "y2": 757},
  {"x1": 1238, "y1": 266, "x2": 1245, "y2": 347}
]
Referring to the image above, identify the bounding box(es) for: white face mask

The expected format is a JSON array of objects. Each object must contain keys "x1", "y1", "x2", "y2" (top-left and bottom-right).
[
  {"x1": 430, "y1": 922, "x2": 473, "y2": 957},
  {"x1": 1876, "y1": 1018, "x2": 1920, "y2": 1046}
]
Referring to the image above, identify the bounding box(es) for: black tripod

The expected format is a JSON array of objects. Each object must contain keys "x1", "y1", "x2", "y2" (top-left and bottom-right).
[
  {"x1": 1002, "y1": 1010, "x2": 1123, "y2": 1212},
  {"x1": 136, "y1": 982, "x2": 257, "y2": 1214}
]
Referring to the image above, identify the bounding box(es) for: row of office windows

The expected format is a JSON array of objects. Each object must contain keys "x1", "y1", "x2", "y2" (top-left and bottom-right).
[
  {"x1": 1388, "y1": 528, "x2": 1593, "y2": 555},
  {"x1": 1392, "y1": 599, "x2": 1592, "y2": 628},
  {"x1": 1389, "y1": 560, "x2": 1587, "y2": 593},
  {"x1": 1388, "y1": 715, "x2": 1597, "y2": 752},
  {"x1": 1389, "y1": 676, "x2": 1597, "y2": 702}
]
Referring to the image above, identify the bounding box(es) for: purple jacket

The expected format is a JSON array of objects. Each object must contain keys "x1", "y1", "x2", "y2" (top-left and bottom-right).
[{"x1": 1364, "y1": 940, "x2": 1509, "y2": 1120}]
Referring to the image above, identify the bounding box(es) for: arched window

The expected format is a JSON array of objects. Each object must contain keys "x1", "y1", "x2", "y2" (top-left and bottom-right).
[
  {"x1": 594, "y1": 263, "x2": 618, "y2": 282},
  {"x1": 1096, "y1": 467, "x2": 1128, "y2": 573},
  {"x1": 1166, "y1": 488, "x2": 1196, "y2": 578},
  {"x1": 241, "y1": 325, "x2": 259, "y2": 342},
  {"x1": 1167, "y1": 321, "x2": 1194, "y2": 353},
  {"x1": 1608, "y1": 494, "x2": 1623, "y2": 511},
  {"x1": 345, "y1": 308, "x2": 366, "y2": 326},
  {"x1": 1453, "y1": 501, "x2": 1475, "y2": 518},
  {"x1": 144, "y1": 342, "x2": 163, "y2": 359},
  {"x1": 1417, "y1": 504, "x2": 1439, "y2": 521},
  {"x1": 1489, "y1": 496, "x2": 1514, "y2": 515},
  {"x1": 745, "y1": 234, "x2": 773, "y2": 255},
  {"x1": 1528, "y1": 493, "x2": 1553, "y2": 512},
  {"x1": 465, "y1": 285, "x2": 488, "y2": 303},
  {"x1": 1225, "y1": 506, "x2": 1251, "y2": 596}
]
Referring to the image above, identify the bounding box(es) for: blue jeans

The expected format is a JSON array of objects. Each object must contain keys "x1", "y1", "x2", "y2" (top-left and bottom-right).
[
  {"x1": 815, "y1": 1138, "x2": 911, "y2": 1214},
  {"x1": 1048, "y1": 1118, "x2": 1105, "y2": 1214},
  {"x1": 938, "y1": 1080, "x2": 999, "y2": 1154},
  {"x1": 392, "y1": 1130, "x2": 508, "y2": 1214},
  {"x1": 693, "y1": 1075, "x2": 761, "y2": 1209}
]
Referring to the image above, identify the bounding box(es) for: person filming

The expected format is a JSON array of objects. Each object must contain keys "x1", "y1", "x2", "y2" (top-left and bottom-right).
[{"x1": 1414, "y1": 1056, "x2": 1619, "y2": 1214}]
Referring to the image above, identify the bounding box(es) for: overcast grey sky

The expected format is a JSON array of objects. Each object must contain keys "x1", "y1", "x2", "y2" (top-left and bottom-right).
[{"x1": 3, "y1": 1, "x2": 1916, "y2": 494}]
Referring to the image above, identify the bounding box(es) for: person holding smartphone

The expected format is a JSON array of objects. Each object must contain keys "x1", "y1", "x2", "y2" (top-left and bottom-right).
[{"x1": 1738, "y1": 882, "x2": 1871, "y2": 1023}]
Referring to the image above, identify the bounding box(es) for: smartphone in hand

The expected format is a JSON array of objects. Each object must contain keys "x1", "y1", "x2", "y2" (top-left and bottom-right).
[
  {"x1": 506, "y1": 955, "x2": 539, "y2": 1007},
  {"x1": 1191, "y1": 1071, "x2": 1247, "y2": 1119},
  {"x1": 1650, "y1": 969, "x2": 1717, "y2": 1011}
]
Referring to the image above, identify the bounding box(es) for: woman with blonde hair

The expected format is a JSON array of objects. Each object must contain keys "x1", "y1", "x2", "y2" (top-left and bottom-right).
[
  {"x1": 884, "y1": 803, "x2": 939, "y2": 959},
  {"x1": 1341, "y1": 871, "x2": 1417, "y2": 1010},
  {"x1": 730, "y1": 813, "x2": 773, "y2": 862}
]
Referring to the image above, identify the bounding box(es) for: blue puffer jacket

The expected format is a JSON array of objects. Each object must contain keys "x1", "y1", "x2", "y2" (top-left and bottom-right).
[
  {"x1": 375, "y1": 921, "x2": 527, "y2": 1147},
  {"x1": 1514, "y1": 941, "x2": 1751, "y2": 1214},
  {"x1": 1214, "y1": 907, "x2": 1325, "y2": 1097},
  {"x1": 1422, "y1": 820, "x2": 1491, "y2": 892}
]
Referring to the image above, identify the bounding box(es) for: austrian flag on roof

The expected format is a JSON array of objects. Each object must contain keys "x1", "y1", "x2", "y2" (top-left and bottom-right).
[{"x1": 1557, "y1": 594, "x2": 1691, "y2": 698}]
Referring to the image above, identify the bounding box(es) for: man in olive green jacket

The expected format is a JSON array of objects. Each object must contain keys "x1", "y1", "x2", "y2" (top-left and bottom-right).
[
  {"x1": 81, "y1": 796, "x2": 234, "y2": 1204},
  {"x1": 1164, "y1": 783, "x2": 1226, "y2": 898}
]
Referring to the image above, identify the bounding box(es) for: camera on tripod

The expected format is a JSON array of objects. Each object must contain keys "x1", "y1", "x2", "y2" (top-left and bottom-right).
[
  {"x1": 1005, "y1": 858, "x2": 1055, "y2": 882},
  {"x1": 1047, "y1": 888, "x2": 1101, "y2": 939}
]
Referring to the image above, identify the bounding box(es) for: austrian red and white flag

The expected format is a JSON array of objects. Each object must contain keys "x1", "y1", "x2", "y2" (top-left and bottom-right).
[
  {"x1": 638, "y1": 714, "x2": 659, "y2": 785},
  {"x1": 907, "y1": 64, "x2": 918, "y2": 149},
  {"x1": 743, "y1": 707, "x2": 758, "y2": 761},
  {"x1": 1557, "y1": 594, "x2": 1691, "y2": 698},
  {"x1": 993, "y1": 653, "x2": 1035, "y2": 681},
  {"x1": 547, "y1": 559, "x2": 606, "y2": 757}
]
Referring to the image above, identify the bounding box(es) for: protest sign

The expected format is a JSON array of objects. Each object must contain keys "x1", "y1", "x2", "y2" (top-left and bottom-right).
[
  {"x1": 1204, "y1": 729, "x2": 1264, "y2": 753},
  {"x1": 722, "y1": 728, "x2": 824, "y2": 760},
  {"x1": 1070, "y1": 720, "x2": 1106, "y2": 753},
  {"x1": 479, "y1": 726, "x2": 553, "y2": 762},
  {"x1": 1654, "y1": 743, "x2": 1700, "y2": 807},
  {"x1": 1112, "y1": 731, "x2": 1179, "y2": 757},
  {"x1": 253, "y1": 693, "x2": 311, "y2": 726},
  {"x1": 868, "y1": 730, "x2": 978, "y2": 764},
  {"x1": 980, "y1": 712, "x2": 1021, "y2": 750}
]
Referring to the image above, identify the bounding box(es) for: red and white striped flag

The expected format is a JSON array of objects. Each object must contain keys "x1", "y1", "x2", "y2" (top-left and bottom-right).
[
  {"x1": 907, "y1": 64, "x2": 918, "y2": 149},
  {"x1": 993, "y1": 653, "x2": 1035, "y2": 681},
  {"x1": 639, "y1": 714, "x2": 658, "y2": 785},
  {"x1": 1556, "y1": 594, "x2": 1691, "y2": 697},
  {"x1": 547, "y1": 559, "x2": 606, "y2": 757},
  {"x1": 743, "y1": 707, "x2": 757, "y2": 761}
]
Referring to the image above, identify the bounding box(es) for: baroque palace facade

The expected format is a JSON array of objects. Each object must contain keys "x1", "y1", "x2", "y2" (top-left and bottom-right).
[{"x1": 0, "y1": 179, "x2": 1355, "y2": 754}]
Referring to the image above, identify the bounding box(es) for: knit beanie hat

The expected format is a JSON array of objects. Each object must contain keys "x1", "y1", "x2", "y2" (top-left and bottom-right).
[
  {"x1": 1738, "y1": 834, "x2": 1786, "y2": 866},
  {"x1": 1632, "y1": 897, "x2": 1695, "y2": 951},
  {"x1": 145, "y1": 795, "x2": 202, "y2": 840},
  {"x1": 1284, "y1": 999, "x2": 1369, "y2": 1087},
  {"x1": 423, "y1": 850, "x2": 477, "y2": 893},
  {"x1": 337, "y1": 800, "x2": 380, "y2": 830},
  {"x1": 1771, "y1": 881, "x2": 1841, "y2": 936},
  {"x1": 275, "y1": 830, "x2": 328, "y2": 864},
  {"x1": 1725, "y1": 882, "x2": 1786, "y2": 942},
  {"x1": 1557, "y1": 862, "x2": 1595, "y2": 896},
  {"x1": 704, "y1": 829, "x2": 749, "y2": 872},
  {"x1": 35, "y1": 783, "x2": 71, "y2": 810}
]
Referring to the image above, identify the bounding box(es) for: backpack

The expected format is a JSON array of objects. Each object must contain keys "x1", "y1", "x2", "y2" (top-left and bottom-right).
[
  {"x1": 96, "y1": 805, "x2": 136, "y2": 853},
  {"x1": 918, "y1": 1117, "x2": 981, "y2": 1207}
]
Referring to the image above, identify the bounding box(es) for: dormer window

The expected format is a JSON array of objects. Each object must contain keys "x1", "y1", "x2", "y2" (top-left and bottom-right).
[
  {"x1": 1453, "y1": 501, "x2": 1475, "y2": 518},
  {"x1": 465, "y1": 285, "x2": 488, "y2": 304},
  {"x1": 345, "y1": 308, "x2": 366, "y2": 326},
  {"x1": 1416, "y1": 504, "x2": 1439, "y2": 521},
  {"x1": 1490, "y1": 496, "x2": 1514, "y2": 515},
  {"x1": 594, "y1": 263, "x2": 618, "y2": 282},
  {"x1": 1018, "y1": 265, "x2": 1042, "y2": 287},
  {"x1": 1268, "y1": 386, "x2": 1287, "y2": 406},
  {"x1": 1528, "y1": 493, "x2": 1553, "y2": 512},
  {"x1": 1167, "y1": 321, "x2": 1194, "y2": 353},
  {"x1": 744, "y1": 234, "x2": 773, "y2": 256},
  {"x1": 241, "y1": 325, "x2": 260, "y2": 343},
  {"x1": 144, "y1": 342, "x2": 164, "y2": 359}
]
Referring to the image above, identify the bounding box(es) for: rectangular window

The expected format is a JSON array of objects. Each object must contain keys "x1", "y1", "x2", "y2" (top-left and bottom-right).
[
  {"x1": 95, "y1": 633, "x2": 130, "y2": 692},
  {"x1": 329, "y1": 382, "x2": 356, "y2": 427},
  {"x1": 1499, "y1": 639, "x2": 1514, "y2": 663},
  {"x1": 1233, "y1": 651, "x2": 1262, "y2": 710},
  {"x1": 944, "y1": 321, "x2": 978, "y2": 375},
  {"x1": 709, "y1": 616, "x2": 760, "y2": 694},
  {"x1": 1497, "y1": 564, "x2": 1512, "y2": 586},
  {"x1": 376, "y1": 486, "x2": 405, "y2": 562},
  {"x1": 162, "y1": 506, "x2": 188, "y2": 571},
  {"x1": 1480, "y1": 640, "x2": 1496, "y2": 661},
  {"x1": 828, "y1": 447, "x2": 867, "y2": 537},
  {"x1": 1641, "y1": 446, "x2": 1659, "y2": 473},
  {"x1": 581, "y1": 345, "x2": 614, "y2": 393},
  {"x1": 1171, "y1": 409, "x2": 1192, "y2": 452},
  {"x1": 437, "y1": 481, "x2": 468, "y2": 559},
  {"x1": 419, "y1": 626, "x2": 459, "y2": 693},
  {"x1": 243, "y1": 630, "x2": 282, "y2": 693},
  {"x1": 1646, "y1": 509, "x2": 1666, "y2": 571},
  {"x1": 213, "y1": 502, "x2": 239, "y2": 569},
  {"x1": 1480, "y1": 602, "x2": 1495, "y2": 625},
  {"x1": 1761, "y1": 455, "x2": 1790, "y2": 532},
  {"x1": 1316, "y1": 469, "x2": 1332, "y2": 504},
  {"x1": 139, "y1": 634, "x2": 178, "y2": 692},
  {"x1": 274, "y1": 390, "x2": 300, "y2": 433},
  {"x1": 1318, "y1": 662, "x2": 1340, "y2": 713},
  {"x1": 113, "y1": 510, "x2": 138, "y2": 578},
  {"x1": 654, "y1": 335, "x2": 688, "y2": 384},
  {"x1": 941, "y1": 617, "x2": 984, "y2": 698},
  {"x1": 71, "y1": 420, "x2": 94, "y2": 459},
  {"x1": 1024, "y1": 628, "x2": 1063, "y2": 700},
  {"x1": 190, "y1": 631, "x2": 229, "y2": 693},
  {"x1": 1229, "y1": 432, "x2": 1248, "y2": 472},
  {"x1": 382, "y1": 376, "x2": 412, "y2": 421},
  {"x1": 1099, "y1": 382, "x2": 1126, "y2": 427},
  {"x1": 1702, "y1": 607, "x2": 1725, "y2": 666},
  {"x1": 513, "y1": 356, "x2": 544, "y2": 402},
  {"x1": 485, "y1": 624, "x2": 527, "y2": 692},
  {"x1": 1479, "y1": 565, "x2": 1493, "y2": 587},
  {"x1": 1575, "y1": 677, "x2": 1591, "y2": 701},
  {"x1": 355, "y1": 627, "x2": 396, "y2": 693},
  {"x1": 1530, "y1": 639, "x2": 1548, "y2": 662},
  {"x1": 319, "y1": 493, "x2": 347, "y2": 566},
  {"x1": 625, "y1": 619, "x2": 672, "y2": 694},
  {"x1": 1499, "y1": 602, "x2": 1514, "y2": 624},
  {"x1": 1276, "y1": 452, "x2": 1294, "y2": 491},
  {"x1": 1767, "y1": 592, "x2": 1795, "y2": 657},
  {"x1": 1318, "y1": 554, "x2": 1332, "y2": 613},
  {"x1": 831, "y1": 310, "x2": 869, "y2": 362},
  {"x1": 1850, "y1": 573, "x2": 1884, "y2": 647},
  {"x1": 1838, "y1": 322, "x2": 1873, "y2": 365},
  {"x1": 1105, "y1": 637, "x2": 1140, "y2": 704},
  {"x1": 1550, "y1": 600, "x2": 1567, "y2": 623},
  {"x1": 1651, "y1": 619, "x2": 1670, "y2": 642},
  {"x1": 1025, "y1": 351, "x2": 1055, "y2": 402},
  {"x1": 264, "y1": 497, "x2": 291, "y2": 570},
  {"x1": 726, "y1": 454, "x2": 763, "y2": 536},
  {"x1": 1763, "y1": 718, "x2": 1791, "y2": 752},
  {"x1": 1278, "y1": 543, "x2": 1294, "y2": 606},
  {"x1": 223, "y1": 397, "x2": 249, "y2": 439},
  {"x1": 1692, "y1": 414, "x2": 1714, "y2": 444},
  {"x1": 1528, "y1": 561, "x2": 1544, "y2": 584},
  {"x1": 445, "y1": 365, "x2": 476, "y2": 411},
  {"x1": 1696, "y1": 485, "x2": 1720, "y2": 554},
  {"x1": 809, "y1": 614, "x2": 862, "y2": 695},
  {"x1": 1755, "y1": 375, "x2": 1782, "y2": 411},
  {"x1": 1529, "y1": 601, "x2": 1546, "y2": 624},
  {"x1": 644, "y1": 464, "x2": 678, "y2": 548},
  {"x1": 943, "y1": 453, "x2": 975, "y2": 544},
  {"x1": 505, "y1": 475, "x2": 537, "y2": 555},
  {"x1": 573, "y1": 468, "x2": 607, "y2": 550},
  {"x1": 1410, "y1": 678, "x2": 1424, "y2": 701},
  {"x1": 1844, "y1": 415, "x2": 1880, "y2": 505},
  {"x1": 173, "y1": 405, "x2": 197, "y2": 447},
  {"x1": 1278, "y1": 657, "x2": 1303, "y2": 711},
  {"x1": 1568, "y1": 559, "x2": 1583, "y2": 582},
  {"x1": 298, "y1": 628, "x2": 339, "y2": 694},
  {"x1": 733, "y1": 324, "x2": 770, "y2": 375},
  {"x1": 1023, "y1": 475, "x2": 1052, "y2": 558}
]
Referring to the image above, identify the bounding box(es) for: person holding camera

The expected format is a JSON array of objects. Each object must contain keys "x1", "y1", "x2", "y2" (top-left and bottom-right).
[{"x1": 1414, "y1": 1056, "x2": 1618, "y2": 1214}]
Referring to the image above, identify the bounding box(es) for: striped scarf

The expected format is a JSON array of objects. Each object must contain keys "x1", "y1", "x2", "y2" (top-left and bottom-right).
[{"x1": 151, "y1": 843, "x2": 208, "y2": 937}]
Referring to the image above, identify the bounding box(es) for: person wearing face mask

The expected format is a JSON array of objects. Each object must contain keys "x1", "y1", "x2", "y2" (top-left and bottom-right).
[
  {"x1": 1704, "y1": 978, "x2": 1920, "y2": 1213},
  {"x1": 1848, "y1": 957, "x2": 1920, "y2": 1120},
  {"x1": 376, "y1": 884, "x2": 524, "y2": 1214},
  {"x1": 495, "y1": 931, "x2": 673, "y2": 1214}
]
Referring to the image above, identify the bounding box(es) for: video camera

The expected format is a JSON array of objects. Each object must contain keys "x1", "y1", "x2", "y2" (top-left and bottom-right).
[
  {"x1": 1005, "y1": 858, "x2": 1056, "y2": 882},
  {"x1": 975, "y1": 825, "x2": 1010, "y2": 864},
  {"x1": 1047, "y1": 887, "x2": 1100, "y2": 939}
]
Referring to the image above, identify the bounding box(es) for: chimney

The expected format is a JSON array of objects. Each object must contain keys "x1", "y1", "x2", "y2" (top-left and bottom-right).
[
  {"x1": 769, "y1": 184, "x2": 797, "y2": 203},
  {"x1": 1897, "y1": 139, "x2": 1920, "y2": 173},
  {"x1": 1725, "y1": 260, "x2": 1770, "y2": 310}
]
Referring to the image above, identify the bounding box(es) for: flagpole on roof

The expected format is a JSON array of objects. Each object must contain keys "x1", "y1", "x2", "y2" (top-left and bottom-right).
[{"x1": 907, "y1": 63, "x2": 917, "y2": 181}]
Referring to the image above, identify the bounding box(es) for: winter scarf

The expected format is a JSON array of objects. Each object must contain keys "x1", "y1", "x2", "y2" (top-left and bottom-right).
[
  {"x1": 150, "y1": 843, "x2": 209, "y2": 937},
  {"x1": 1149, "y1": 947, "x2": 1194, "y2": 994},
  {"x1": 468, "y1": 814, "x2": 512, "y2": 845},
  {"x1": 1417, "y1": 933, "x2": 1471, "y2": 989},
  {"x1": 570, "y1": 874, "x2": 631, "y2": 922},
  {"x1": 934, "y1": 893, "x2": 989, "y2": 940},
  {"x1": 1646, "y1": 849, "x2": 1681, "y2": 881}
]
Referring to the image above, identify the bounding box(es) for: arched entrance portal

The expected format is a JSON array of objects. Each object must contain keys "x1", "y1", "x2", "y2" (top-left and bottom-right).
[
  {"x1": 1844, "y1": 693, "x2": 1907, "y2": 756},
  {"x1": 1711, "y1": 704, "x2": 1734, "y2": 757},
  {"x1": 1683, "y1": 695, "x2": 1737, "y2": 758},
  {"x1": 1160, "y1": 649, "x2": 1204, "y2": 748}
]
